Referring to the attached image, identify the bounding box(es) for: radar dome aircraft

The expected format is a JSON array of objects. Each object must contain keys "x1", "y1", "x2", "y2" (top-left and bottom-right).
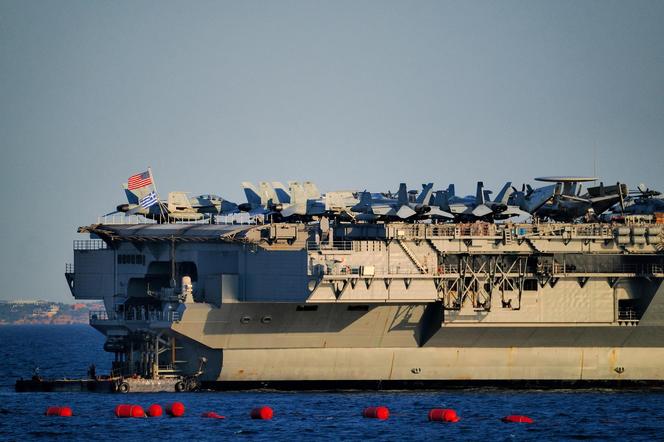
[{"x1": 532, "y1": 176, "x2": 627, "y2": 221}]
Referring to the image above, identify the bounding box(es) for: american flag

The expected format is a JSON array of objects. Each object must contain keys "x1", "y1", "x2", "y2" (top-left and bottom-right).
[
  {"x1": 139, "y1": 191, "x2": 158, "y2": 209},
  {"x1": 127, "y1": 170, "x2": 153, "y2": 190}
]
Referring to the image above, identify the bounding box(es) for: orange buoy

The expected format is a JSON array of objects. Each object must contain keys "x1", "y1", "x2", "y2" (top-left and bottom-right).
[
  {"x1": 147, "y1": 404, "x2": 163, "y2": 417},
  {"x1": 166, "y1": 402, "x2": 185, "y2": 417},
  {"x1": 45, "y1": 406, "x2": 72, "y2": 417},
  {"x1": 502, "y1": 415, "x2": 534, "y2": 423},
  {"x1": 115, "y1": 404, "x2": 146, "y2": 418},
  {"x1": 250, "y1": 406, "x2": 273, "y2": 420},
  {"x1": 428, "y1": 408, "x2": 459, "y2": 422},
  {"x1": 362, "y1": 406, "x2": 390, "y2": 420},
  {"x1": 202, "y1": 411, "x2": 225, "y2": 419}
]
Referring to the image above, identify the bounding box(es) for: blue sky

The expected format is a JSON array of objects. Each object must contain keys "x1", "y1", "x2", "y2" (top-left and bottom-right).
[{"x1": 1, "y1": 0, "x2": 663, "y2": 301}]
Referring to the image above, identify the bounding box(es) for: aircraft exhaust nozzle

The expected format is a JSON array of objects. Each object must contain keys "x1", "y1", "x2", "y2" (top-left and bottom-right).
[
  {"x1": 271, "y1": 203, "x2": 283, "y2": 212},
  {"x1": 116, "y1": 204, "x2": 130, "y2": 212},
  {"x1": 238, "y1": 203, "x2": 252, "y2": 212},
  {"x1": 414, "y1": 205, "x2": 431, "y2": 214},
  {"x1": 493, "y1": 204, "x2": 507, "y2": 213}
]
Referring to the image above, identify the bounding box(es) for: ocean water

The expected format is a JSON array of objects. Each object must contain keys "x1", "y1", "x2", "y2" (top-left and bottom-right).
[{"x1": 1, "y1": 325, "x2": 664, "y2": 441}]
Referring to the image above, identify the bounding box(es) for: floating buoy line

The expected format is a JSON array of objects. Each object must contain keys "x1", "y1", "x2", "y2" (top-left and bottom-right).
[{"x1": 44, "y1": 403, "x2": 533, "y2": 424}]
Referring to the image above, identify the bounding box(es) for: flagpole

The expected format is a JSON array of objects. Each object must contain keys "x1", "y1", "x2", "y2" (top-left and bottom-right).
[{"x1": 148, "y1": 167, "x2": 167, "y2": 223}]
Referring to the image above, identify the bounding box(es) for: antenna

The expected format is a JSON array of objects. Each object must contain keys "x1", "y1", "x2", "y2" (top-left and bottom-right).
[{"x1": 593, "y1": 146, "x2": 597, "y2": 184}]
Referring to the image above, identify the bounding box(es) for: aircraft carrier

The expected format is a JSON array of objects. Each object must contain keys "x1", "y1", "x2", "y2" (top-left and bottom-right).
[
  {"x1": 59, "y1": 171, "x2": 664, "y2": 390},
  {"x1": 66, "y1": 219, "x2": 664, "y2": 389}
]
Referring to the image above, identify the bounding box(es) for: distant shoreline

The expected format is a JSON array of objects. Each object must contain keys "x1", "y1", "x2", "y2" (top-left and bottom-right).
[{"x1": 0, "y1": 300, "x2": 104, "y2": 326}]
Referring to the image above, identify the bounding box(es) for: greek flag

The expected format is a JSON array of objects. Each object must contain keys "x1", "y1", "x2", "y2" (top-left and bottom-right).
[{"x1": 139, "y1": 191, "x2": 158, "y2": 209}]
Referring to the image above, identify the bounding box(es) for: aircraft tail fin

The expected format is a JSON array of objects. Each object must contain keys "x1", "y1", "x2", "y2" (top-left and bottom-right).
[
  {"x1": 167, "y1": 191, "x2": 192, "y2": 212},
  {"x1": 303, "y1": 181, "x2": 320, "y2": 199},
  {"x1": 359, "y1": 190, "x2": 373, "y2": 207},
  {"x1": 416, "y1": 183, "x2": 434, "y2": 205},
  {"x1": 397, "y1": 183, "x2": 408, "y2": 204},
  {"x1": 122, "y1": 183, "x2": 140, "y2": 205},
  {"x1": 259, "y1": 182, "x2": 278, "y2": 205},
  {"x1": 271, "y1": 181, "x2": 291, "y2": 204},
  {"x1": 289, "y1": 182, "x2": 307, "y2": 205},
  {"x1": 447, "y1": 184, "x2": 455, "y2": 197},
  {"x1": 475, "y1": 181, "x2": 485, "y2": 205},
  {"x1": 241, "y1": 182, "x2": 262, "y2": 206},
  {"x1": 495, "y1": 182, "x2": 513, "y2": 204},
  {"x1": 433, "y1": 190, "x2": 446, "y2": 208}
]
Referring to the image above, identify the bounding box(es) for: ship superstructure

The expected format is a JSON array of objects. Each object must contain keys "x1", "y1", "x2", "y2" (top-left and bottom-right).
[{"x1": 66, "y1": 217, "x2": 664, "y2": 388}]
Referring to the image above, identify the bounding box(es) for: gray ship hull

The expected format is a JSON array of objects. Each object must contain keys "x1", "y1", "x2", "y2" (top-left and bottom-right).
[
  {"x1": 171, "y1": 297, "x2": 664, "y2": 386},
  {"x1": 71, "y1": 221, "x2": 664, "y2": 387}
]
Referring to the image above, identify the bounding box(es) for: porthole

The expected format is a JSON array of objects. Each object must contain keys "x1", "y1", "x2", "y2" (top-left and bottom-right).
[
  {"x1": 240, "y1": 316, "x2": 251, "y2": 324},
  {"x1": 261, "y1": 316, "x2": 272, "y2": 324}
]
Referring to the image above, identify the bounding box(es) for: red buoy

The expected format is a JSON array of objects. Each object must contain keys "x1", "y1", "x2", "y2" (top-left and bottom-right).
[
  {"x1": 502, "y1": 415, "x2": 534, "y2": 423},
  {"x1": 428, "y1": 408, "x2": 459, "y2": 422},
  {"x1": 166, "y1": 402, "x2": 185, "y2": 417},
  {"x1": 202, "y1": 411, "x2": 225, "y2": 419},
  {"x1": 362, "y1": 406, "x2": 390, "y2": 420},
  {"x1": 250, "y1": 406, "x2": 273, "y2": 420},
  {"x1": 115, "y1": 404, "x2": 146, "y2": 418},
  {"x1": 147, "y1": 404, "x2": 163, "y2": 417},
  {"x1": 45, "y1": 406, "x2": 72, "y2": 417}
]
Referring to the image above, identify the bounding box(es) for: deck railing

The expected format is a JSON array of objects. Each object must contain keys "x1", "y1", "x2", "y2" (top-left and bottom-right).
[
  {"x1": 89, "y1": 309, "x2": 180, "y2": 323},
  {"x1": 95, "y1": 212, "x2": 259, "y2": 225},
  {"x1": 73, "y1": 239, "x2": 107, "y2": 250}
]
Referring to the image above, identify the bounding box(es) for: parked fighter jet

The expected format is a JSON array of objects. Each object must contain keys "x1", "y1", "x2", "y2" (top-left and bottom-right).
[
  {"x1": 239, "y1": 181, "x2": 326, "y2": 220},
  {"x1": 238, "y1": 181, "x2": 286, "y2": 216},
  {"x1": 433, "y1": 182, "x2": 529, "y2": 221},
  {"x1": 351, "y1": 183, "x2": 452, "y2": 221},
  {"x1": 279, "y1": 182, "x2": 327, "y2": 218},
  {"x1": 532, "y1": 177, "x2": 627, "y2": 221},
  {"x1": 508, "y1": 183, "x2": 558, "y2": 215},
  {"x1": 113, "y1": 169, "x2": 238, "y2": 222},
  {"x1": 604, "y1": 184, "x2": 664, "y2": 217},
  {"x1": 622, "y1": 184, "x2": 664, "y2": 215},
  {"x1": 276, "y1": 181, "x2": 361, "y2": 220}
]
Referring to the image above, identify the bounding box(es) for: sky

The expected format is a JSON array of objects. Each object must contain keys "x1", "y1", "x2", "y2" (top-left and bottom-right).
[{"x1": 1, "y1": 0, "x2": 663, "y2": 302}]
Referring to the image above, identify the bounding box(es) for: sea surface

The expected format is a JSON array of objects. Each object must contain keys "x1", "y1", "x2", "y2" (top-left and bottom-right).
[{"x1": 1, "y1": 325, "x2": 663, "y2": 441}]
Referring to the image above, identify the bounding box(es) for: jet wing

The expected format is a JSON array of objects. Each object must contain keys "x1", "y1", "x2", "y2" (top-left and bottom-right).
[
  {"x1": 372, "y1": 205, "x2": 394, "y2": 216},
  {"x1": 396, "y1": 205, "x2": 417, "y2": 219},
  {"x1": 471, "y1": 204, "x2": 493, "y2": 217},
  {"x1": 280, "y1": 203, "x2": 306, "y2": 217},
  {"x1": 504, "y1": 207, "x2": 532, "y2": 218},
  {"x1": 428, "y1": 207, "x2": 454, "y2": 219}
]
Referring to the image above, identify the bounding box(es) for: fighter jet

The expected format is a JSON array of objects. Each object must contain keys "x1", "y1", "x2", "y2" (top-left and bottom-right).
[
  {"x1": 622, "y1": 184, "x2": 664, "y2": 215},
  {"x1": 508, "y1": 183, "x2": 558, "y2": 215},
  {"x1": 351, "y1": 183, "x2": 452, "y2": 221},
  {"x1": 238, "y1": 181, "x2": 287, "y2": 216},
  {"x1": 278, "y1": 181, "x2": 327, "y2": 219},
  {"x1": 532, "y1": 176, "x2": 628, "y2": 221},
  {"x1": 113, "y1": 169, "x2": 238, "y2": 222},
  {"x1": 239, "y1": 181, "x2": 326, "y2": 220},
  {"x1": 604, "y1": 184, "x2": 664, "y2": 218},
  {"x1": 433, "y1": 182, "x2": 530, "y2": 222}
]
